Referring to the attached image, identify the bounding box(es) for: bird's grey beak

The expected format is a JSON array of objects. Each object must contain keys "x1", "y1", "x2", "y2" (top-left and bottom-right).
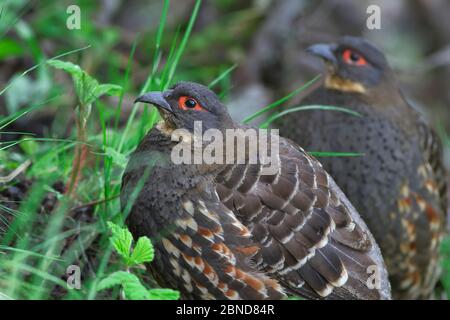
[
  {"x1": 307, "y1": 44, "x2": 338, "y2": 66},
  {"x1": 135, "y1": 91, "x2": 173, "y2": 113}
]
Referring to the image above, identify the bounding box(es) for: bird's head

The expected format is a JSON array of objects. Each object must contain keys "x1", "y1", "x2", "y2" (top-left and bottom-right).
[
  {"x1": 135, "y1": 82, "x2": 233, "y2": 135},
  {"x1": 307, "y1": 36, "x2": 394, "y2": 94}
]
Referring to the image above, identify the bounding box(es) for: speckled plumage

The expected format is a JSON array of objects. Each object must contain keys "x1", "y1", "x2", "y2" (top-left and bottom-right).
[
  {"x1": 121, "y1": 82, "x2": 391, "y2": 300},
  {"x1": 277, "y1": 36, "x2": 447, "y2": 299}
]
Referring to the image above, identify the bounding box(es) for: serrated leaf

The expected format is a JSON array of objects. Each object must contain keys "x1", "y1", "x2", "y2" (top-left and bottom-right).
[
  {"x1": 47, "y1": 59, "x2": 122, "y2": 106},
  {"x1": 148, "y1": 288, "x2": 180, "y2": 300},
  {"x1": 94, "y1": 84, "x2": 122, "y2": 98},
  {"x1": 47, "y1": 59, "x2": 83, "y2": 78},
  {"x1": 122, "y1": 278, "x2": 150, "y2": 300},
  {"x1": 107, "y1": 222, "x2": 132, "y2": 261},
  {"x1": 98, "y1": 271, "x2": 149, "y2": 300},
  {"x1": 97, "y1": 271, "x2": 129, "y2": 290},
  {"x1": 76, "y1": 72, "x2": 100, "y2": 106},
  {"x1": 129, "y1": 236, "x2": 154, "y2": 265}
]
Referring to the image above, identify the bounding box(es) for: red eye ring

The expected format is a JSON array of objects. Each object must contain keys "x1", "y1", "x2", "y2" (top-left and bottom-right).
[
  {"x1": 178, "y1": 96, "x2": 205, "y2": 111},
  {"x1": 342, "y1": 49, "x2": 367, "y2": 66}
]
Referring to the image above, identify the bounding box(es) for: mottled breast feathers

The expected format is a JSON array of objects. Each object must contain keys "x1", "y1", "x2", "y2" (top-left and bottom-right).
[
  {"x1": 214, "y1": 137, "x2": 389, "y2": 299},
  {"x1": 122, "y1": 127, "x2": 391, "y2": 300}
]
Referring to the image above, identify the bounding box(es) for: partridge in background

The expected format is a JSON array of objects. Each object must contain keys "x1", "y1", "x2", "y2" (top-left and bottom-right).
[
  {"x1": 277, "y1": 36, "x2": 448, "y2": 299},
  {"x1": 121, "y1": 81, "x2": 391, "y2": 300}
]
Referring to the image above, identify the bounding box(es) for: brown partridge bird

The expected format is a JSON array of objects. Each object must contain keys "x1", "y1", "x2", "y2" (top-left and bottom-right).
[
  {"x1": 277, "y1": 36, "x2": 448, "y2": 299},
  {"x1": 121, "y1": 82, "x2": 391, "y2": 300}
]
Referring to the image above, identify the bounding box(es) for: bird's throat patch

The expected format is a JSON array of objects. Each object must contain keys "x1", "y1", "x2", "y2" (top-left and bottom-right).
[
  {"x1": 156, "y1": 120, "x2": 176, "y2": 137},
  {"x1": 325, "y1": 75, "x2": 366, "y2": 94}
]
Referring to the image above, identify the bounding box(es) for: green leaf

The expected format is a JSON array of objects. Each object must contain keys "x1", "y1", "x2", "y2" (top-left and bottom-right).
[
  {"x1": 97, "y1": 271, "x2": 129, "y2": 290},
  {"x1": 47, "y1": 59, "x2": 93, "y2": 106},
  {"x1": 98, "y1": 272, "x2": 180, "y2": 300},
  {"x1": 47, "y1": 59, "x2": 83, "y2": 78},
  {"x1": 94, "y1": 84, "x2": 123, "y2": 98},
  {"x1": 122, "y1": 277, "x2": 151, "y2": 300},
  {"x1": 148, "y1": 288, "x2": 180, "y2": 300},
  {"x1": 47, "y1": 59, "x2": 122, "y2": 106},
  {"x1": 76, "y1": 73, "x2": 100, "y2": 106},
  {"x1": 129, "y1": 236, "x2": 154, "y2": 265},
  {"x1": 107, "y1": 222, "x2": 133, "y2": 261},
  {"x1": 98, "y1": 271, "x2": 149, "y2": 300}
]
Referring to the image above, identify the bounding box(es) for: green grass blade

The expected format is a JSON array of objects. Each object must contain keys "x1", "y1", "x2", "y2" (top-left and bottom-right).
[
  {"x1": 242, "y1": 75, "x2": 321, "y2": 124},
  {"x1": 0, "y1": 95, "x2": 61, "y2": 130},
  {"x1": 0, "y1": 0, "x2": 33, "y2": 39},
  {"x1": 155, "y1": 0, "x2": 170, "y2": 53},
  {"x1": 0, "y1": 245, "x2": 64, "y2": 261},
  {"x1": 260, "y1": 104, "x2": 362, "y2": 128},
  {"x1": 141, "y1": 0, "x2": 170, "y2": 94},
  {"x1": 0, "y1": 45, "x2": 90, "y2": 96},
  {"x1": 0, "y1": 291, "x2": 13, "y2": 300},
  {"x1": 158, "y1": 26, "x2": 181, "y2": 90},
  {"x1": 437, "y1": 120, "x2": 450, "y2": 148},
  {"x1": 0, "y1": 137, "x2": 78, "y2": 151},
  {"x1": 1, "y1": 178, "x2": 54, "y2": 246},
  {"x1": 165, "y1": 0, "x2": 202, "y2": 87},
  {"x1": 208, "y1": 64, "x2": 237, "y2": 89},
  {"x1": 113, "y1": 37, "x2": 138, "y2": 130},
  {"x1": 308, "y1": 151, "x2": 364, "y2": 157}
]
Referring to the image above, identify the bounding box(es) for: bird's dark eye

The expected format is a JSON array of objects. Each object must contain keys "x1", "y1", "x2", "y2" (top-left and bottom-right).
[
  {"x1": 350, "y1": 52, "x2": 360, "y2": 62},
  {"x1": 178, "y1": 96, "x2": 205, "y2": 111},
  {"x1": 342, "y1": 49, "x2": 367, "y2": 66},
  {"x1": 184, "y1": 98, "x2": 197, "y2": 108}
]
